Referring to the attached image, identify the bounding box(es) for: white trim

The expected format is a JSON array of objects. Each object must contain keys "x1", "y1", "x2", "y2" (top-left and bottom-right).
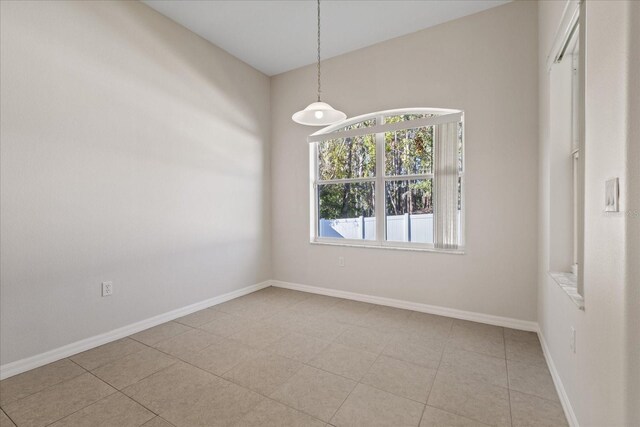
[
  {"x1": 382, "y1": 173, "x2": 434, "y2": 182},
  {"x1": 0, "y1": 281, "x2": 271, "y2": 380},
  {"x1": 546, "y1": 0, "x2": 581, "y2": 71},
  {"x1": 309, "y1": 142, "x2": 318, "y2": 241},
  {"x1": 310, "y1": 238, "x2": 465, "y2": 254},
  {"x1": 375, "y1": 114, "x2": 386, "y2": 241},
  {"x1": 310, "y1": 107, "x2": 465, "y2": 250},
  {"x1": 308, "y1": 112, "x2": 462, "y2": 143},
  {"x1": 538, "y1": 328, "x2": 580, "y2": 427},
  {"x1": 317, "y1": 177, "x2": 376, "y2": 185},
  {"x1": 271, "y1": 280, "x2": 537, "y2": 331},
  {"x1": 310, "y1": 107, "x2": 461, "y2": 137},
  {"x1": 3, "y1": 278, "x2": 577, "y2": 426}
]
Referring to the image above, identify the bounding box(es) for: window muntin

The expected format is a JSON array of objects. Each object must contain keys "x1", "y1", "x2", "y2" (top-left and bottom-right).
[{"x1": 310, "y1": 108, "x2": 464, "y2": 251}]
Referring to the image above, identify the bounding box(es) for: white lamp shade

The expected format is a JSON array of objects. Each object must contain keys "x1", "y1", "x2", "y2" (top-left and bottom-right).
[{"x1": 292, "y1": 101, "x2": 347, "y2": 126}]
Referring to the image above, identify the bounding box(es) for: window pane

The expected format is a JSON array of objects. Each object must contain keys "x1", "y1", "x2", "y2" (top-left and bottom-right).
[
  {"x1": 385, "y1": 126, "x2": 433, "y2": 176},
  {"x1": 318, "y1": 182, "x2": 375, "y2": 240},
  {"x1": 318, "y1": 134, "x2": 376, "y2": 180},
  {"x1": 384, "y1": 113, "x2": 434, "y2": 123},
  {"x1": 385, "y1": 179, "x2": 433, "y2": 243},
  {"x1": 334, "y1": 119, "x2": 376, "y2": 132}
]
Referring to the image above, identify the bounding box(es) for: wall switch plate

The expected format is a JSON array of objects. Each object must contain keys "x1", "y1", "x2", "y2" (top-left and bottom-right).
[
  {"x1": 102, "y1": 281, "x2": 113, "y2": 297},
  {"x1": 605, "y1": 178, "x2": 619, "y2": 212},
  {"x1": 337, "y1": 256, "x2": 345, "y2": 267},
  {"x1": 570, "y1": 326, "x2": 576, "y2": 353}
]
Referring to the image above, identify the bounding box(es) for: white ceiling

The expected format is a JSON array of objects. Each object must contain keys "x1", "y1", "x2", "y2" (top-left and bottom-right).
[{"x1": 143, "y1": 0, "x2": 510, "y2": 76}]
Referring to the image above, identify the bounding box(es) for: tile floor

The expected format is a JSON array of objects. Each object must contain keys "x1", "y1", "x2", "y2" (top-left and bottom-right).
[{"x1": 0, "y1": 287, "x2": 569, "y2": 427}]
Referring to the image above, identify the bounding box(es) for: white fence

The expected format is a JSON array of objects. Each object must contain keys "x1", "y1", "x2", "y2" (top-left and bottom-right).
[{"x1": 319, "y1": 213, "x2": 434, "y2": 243}]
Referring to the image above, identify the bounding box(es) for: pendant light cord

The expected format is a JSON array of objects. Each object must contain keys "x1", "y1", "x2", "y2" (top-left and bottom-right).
[{"x1": 317, "y1": 0, "x2": 321, "y2": 102}]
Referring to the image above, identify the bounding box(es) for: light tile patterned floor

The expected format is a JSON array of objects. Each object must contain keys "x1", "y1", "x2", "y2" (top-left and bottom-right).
[{"x1": 0, "y1": 287, "x2": 569, "y2": 427}]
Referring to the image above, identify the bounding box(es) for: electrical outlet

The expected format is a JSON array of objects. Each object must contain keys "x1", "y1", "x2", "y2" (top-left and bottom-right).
[
  {"x1": 570, "y1": 326, "x2": 576, "y2": 353},
  {"x1": 337, "y1": 256, "x2": 345, "y2": 267},
  {"x1": 102, "y1": 281, "x2": 113, "y2": 297}
]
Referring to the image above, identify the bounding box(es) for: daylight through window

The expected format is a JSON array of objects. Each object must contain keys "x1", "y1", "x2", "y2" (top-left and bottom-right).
[{"x1": 309, "y1": 108, "x2": 464, "y2": 251}]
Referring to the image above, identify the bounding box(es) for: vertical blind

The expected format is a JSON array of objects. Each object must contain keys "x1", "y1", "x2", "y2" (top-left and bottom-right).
[{"x1": 434, "y1": 122, "x2": 459, "y2": 249}]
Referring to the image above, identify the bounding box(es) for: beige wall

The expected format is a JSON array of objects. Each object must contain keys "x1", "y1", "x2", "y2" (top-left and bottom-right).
[
  {"x1": 538, "y1": 1, "x2": 639, "y2": 425},
  {"x1": 4, "y1": 4, "x2": 637, "y2": 420},
  {"x1": 626, "y1": 4, "x2": 640, "y2": 424},
  {"x1": 0, "y1": 1, "x2": 272, "y2": 365},
  {"x1": 270, "y1": 1, "x2": 539, "y2": 321}
]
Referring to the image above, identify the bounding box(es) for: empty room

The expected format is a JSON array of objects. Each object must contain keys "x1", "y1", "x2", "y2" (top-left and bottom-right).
[{"x1": 0, "y1": 0, "x2": 638, "y2": 426}]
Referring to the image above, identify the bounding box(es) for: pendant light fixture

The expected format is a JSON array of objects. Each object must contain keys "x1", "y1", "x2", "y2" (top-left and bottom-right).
[{"x1": 292, "y1": 0, "x2": 346, "y2": 126}]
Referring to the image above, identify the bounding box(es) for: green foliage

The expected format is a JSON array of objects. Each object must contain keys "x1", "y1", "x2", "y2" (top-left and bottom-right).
[
  {"x1": 318, "y1": 182, "x2": 375, "y2": 219},
  {"x1": 385, "y1": 179, "x2": 433, "y2": 216},
  {"x1": 317, "y1": 116, "x2": 435, "y2": 220},
  {"x1": 318, "y1": 134, "x2": 375, "y2": 181},
  {"x1": 385, "y1": 116, "x2": 433, "y2": 176}
]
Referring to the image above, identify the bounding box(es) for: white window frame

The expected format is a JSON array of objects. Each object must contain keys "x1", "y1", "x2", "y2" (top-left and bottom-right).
[
  {"x1": 309, "y1": 108, "x2": 465, "y2": 253},
  {"x1": 546, "y1": 0, "x2": 585, "y2": 301}
]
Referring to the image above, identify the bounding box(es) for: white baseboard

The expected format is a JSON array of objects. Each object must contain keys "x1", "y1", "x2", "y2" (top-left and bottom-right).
[
  {"x1": 538, "y1": 329, "x2": 580, "y2": 427},
  {"x1": 271, "y1": 280, "x2": 538, "y2": 332},
  {"x1": 0, "y1": 280, "x2": 271, "y2": 380}
]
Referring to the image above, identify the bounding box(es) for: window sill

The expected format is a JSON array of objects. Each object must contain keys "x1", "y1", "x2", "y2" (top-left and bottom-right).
[
  {"x1": 549, "y1": 271, "x2": 584, "y2": 310},
  {"x1": 310, "y1": 239, "x2": 465, "y2": 254}
]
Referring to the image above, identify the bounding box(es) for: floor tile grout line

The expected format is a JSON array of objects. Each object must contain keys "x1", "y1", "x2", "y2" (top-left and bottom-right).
[
  {"x1": 425, "y1": 321, "x2": 514, "y2": 427},
  {"x1": 250, "y1": 390, "x2": 327, "y2": 424},
  {"x1": 504, "y1": 387, "x2": 566, "y2": 404},
  {"x1": 324, "y1": 372, "x2": 359, "y2": 424},
  {"x1": 504, "y1": 327, "x2": 515, "y2": 427},
  {"x1": 2, "y1": 361, "x2": 92, "y2": 427},
  {"x1": 39, "y1": 310, "x2": 446, "y2": 423},
  {"x1": 216, "y1": 362, "x2": 330, "y2": 425},
  {"x1": 2, "y1": 291, "x2": 318, "y2": 425},
  {"x1": 264, "y1": 379, "x2": 337, "y2": 425},
  {"x1": 70, "y1": 337, "x2": 166, "y2": 372},
  {"x1": 127, "y1": 338, "x2": 330, "y2": 426},
  {"x1": 356, "y1": 379, "x2": 430, "y2": 406},
  {"x1": 419, "y1": 326, "x2": 449, "y2": 425},
  {"x1": 241, "y1": 338, "x2": 374, "y2": 424},
  {"x1": 335, "y1": 346, "x2": 430, "y2": 426},
  {"x1": 422, "y1": 404, "x2": 494, "y2": 427},
  {"x1": 302, "y1": 318, "x2": 424, "y2": 423},
  {"x1": 355, "y1": 335, "x2": 439, "y2": 408},
  {"x1": 101, "y1": 358, "x2": 180, "y2": 392},
  {"x1": 85, "y1": 343, "x2": 176, "y2": 377},
  {"x1": 43, "y1": 391, "x2": 154, "y2": 427},
  {"x1": 0, "y1": 358, "x2": 89, "y2": 409},
  {"x1": 40, "y1": 372, "x2": 121, "y2": 427},
  {"x1": 347, "y1": 382, "x2": 425, "y2": 426},
  {"x1": 143, "y1": 416, "x2": 176, "y2": 427},
  {"x1": 1, "y1": 407, "x2": 19, "y2": 427},
  {"x1": 3, "y1": 289, "x2": 560, "y2": 426},
  {"x1": 216, "y1": 362, "x2": 331, "y2": 426},
  {"x1": 94, "y1": 340, "x2": 192, "y2": 418},
  {"x1": 428, "y1": 362, "x2": 563, "y2": 405}
]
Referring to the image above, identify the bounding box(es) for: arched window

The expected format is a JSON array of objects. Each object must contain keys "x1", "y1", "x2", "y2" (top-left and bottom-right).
[{"x1": 309, "y1": 108, "x2": 464, "y2": 252}]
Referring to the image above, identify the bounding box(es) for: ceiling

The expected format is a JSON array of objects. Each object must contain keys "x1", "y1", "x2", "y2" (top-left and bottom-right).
[{"x1": 143, "y1": 0, "x2": 510, "y2": 76}]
